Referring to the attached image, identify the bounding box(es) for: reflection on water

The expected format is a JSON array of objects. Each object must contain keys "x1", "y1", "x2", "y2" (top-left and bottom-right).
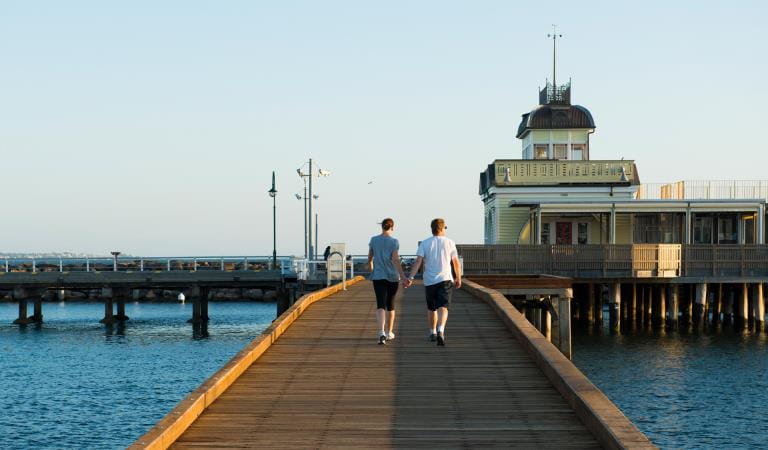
[
  {"x1": 0, "y1": 301, "x2": 275, "y2": 449},
  {"x1": 573, "y1": 324, "x2": 768, "y2": 449}
]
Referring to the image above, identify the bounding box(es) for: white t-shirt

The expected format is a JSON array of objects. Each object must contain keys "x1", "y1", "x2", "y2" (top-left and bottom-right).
[{"x1": 416, "y1": 236, "x2": 458, "y2": 286}]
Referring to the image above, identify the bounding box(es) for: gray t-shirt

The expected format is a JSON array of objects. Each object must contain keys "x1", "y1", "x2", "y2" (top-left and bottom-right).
[{"x1": 369, "y1": 234, "x2": 400, "y2": 282}]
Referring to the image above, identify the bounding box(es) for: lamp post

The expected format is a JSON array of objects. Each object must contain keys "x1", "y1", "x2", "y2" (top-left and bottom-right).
[
  {"x1": 268, "y1": 171, "x2": 278, "y2": 270},
  {"x1": 297, "y1": 160, "x2": 331, "y2": 260},
  {"x1": 111, "y1": 251, "x2": 121, "y2": 272}
]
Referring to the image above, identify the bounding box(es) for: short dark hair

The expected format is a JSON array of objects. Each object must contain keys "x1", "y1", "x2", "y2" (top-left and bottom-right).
[
  {"x1": 381, "y1": 218, "x2": 394, "y2": 231},
  {"x1": 430, "y1": 218, "x2": 445, "y2": 235}
]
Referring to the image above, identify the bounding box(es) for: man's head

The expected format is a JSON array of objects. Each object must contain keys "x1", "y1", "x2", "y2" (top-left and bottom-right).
[
  {"x1": 430, "y1": 218, "x2": 446, "y2": 235},
  {"x1": 381, "y1": 218, "x2": 394, "y2": 231}
]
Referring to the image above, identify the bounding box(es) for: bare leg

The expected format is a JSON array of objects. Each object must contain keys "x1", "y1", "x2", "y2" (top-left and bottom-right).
[
  {"x1": 376, "y1": 308, "x2": 386, "y2": 335},
  {"x1": 386, "y1": 310, "x2": 396, "y2": 335},
  {"x1": 427, "y1": 310, "x2": 437, "y2": 331},
  {"x1": 437, "y1": 307, "x2": 449, "y2": 331}
]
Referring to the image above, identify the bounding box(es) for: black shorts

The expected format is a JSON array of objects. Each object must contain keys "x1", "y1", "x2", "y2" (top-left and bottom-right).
[
  {"x1": 373, "y1": 279, "x2": 399, "y2": 311},
  {"x1": 424, "y1": 281, "x2": 453, "y2": 311}
]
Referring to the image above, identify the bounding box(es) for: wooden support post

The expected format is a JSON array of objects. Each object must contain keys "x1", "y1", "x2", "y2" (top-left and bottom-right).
[
  {"x1": 629, "y1": 283, "x2": 637, "y2": 323},
  {"x1": 276, "y1": 287, "x2": 290, "y2": 316},
  {"x1": 723, "y1": 285, "x2": 734, "y2": 326},
  {"x1": 644, "y1": 285, "x2": 653, "y2": 326},
  {"x1": 712, "y1": 283, "x2": 722, "y2": 326},
  {"x1": 558, "y1": 295, "x2": 572, "y2": 360},
  {"x1": 543, "y1": 299, "x2": 552, "y2": 342},
  {"x1": 533, "y1": 307, "x2": 542, "y2": 333},
  {"x1": 635, "y1": 284, "x2": 643, "y2": 325},
  {"x1": 113, "y1": 288, "x2": 130, "y2": 321},
  {"x1": 668, "y1": 285, "x2": 679, "y2": 331},
  {"x1": 32, "y1": 298, "x2": 43, "y2": 323},
  {"x1": 100, "y1": 287, "x2": 116, "y2": 324},
  {"x1": 609, "y1": 283, "x2": 620, "y2": 331},
  {"x1": 12, "y1": 287, "x2": 46, "y2": 325},
  {"x1": 694, "y1": 283, "x2": 707, "y2": 329},
  {"x1": 594, "y1": 284, "x2": 603, "y2": 326},
  {"x1": 735, "y1": 283, "x2": 748, "y2": 329},
  {"x1": 757, "y1": 283, "x2": 766, "y2": 332},
  {"x1": 200, "y1": 288, "x2": 210, "y2": 321},
  {"x1": 14, "y1": 299, "x2": 29, "y2": 325},
  {"x1": 653, "y1": 285, "x2": 666, "y2": 329},
  {"x1": 585, "y1": 284, "x2": 595, "y2": 325},
  {"x1": 680, "y1": 285, "x2": 691, "y2": 326},
  {"x1": 188, "y1": 286, "x2": 203, "y2": 323}
]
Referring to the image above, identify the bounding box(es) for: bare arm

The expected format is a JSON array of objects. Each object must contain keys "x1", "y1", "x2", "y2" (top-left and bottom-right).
[
  {"x1": 451, "y1": 256, "x2": 462, "y2": 289},
  {"x1": 407, "y1": 256, "x2": 423, "y2": 281},
  {"x1": 391, "y1": 250, "x2": 407, "y2": 281},
  {"x1": 367, "y1": 248, "x2": 374, "y2": 271}
]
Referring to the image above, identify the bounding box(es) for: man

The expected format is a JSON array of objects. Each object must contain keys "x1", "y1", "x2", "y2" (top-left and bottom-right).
[
  {"x1": 368, "y1": 218, "x2": 407, "y2": 345},
  {"x1": 405, "y1": 218, "x2": 461, "y2": 346}
]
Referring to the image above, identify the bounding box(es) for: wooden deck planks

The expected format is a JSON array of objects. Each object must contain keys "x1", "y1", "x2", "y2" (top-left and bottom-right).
[{"x1": 172, "y1": 281, "x2": 600, "y2": 449}]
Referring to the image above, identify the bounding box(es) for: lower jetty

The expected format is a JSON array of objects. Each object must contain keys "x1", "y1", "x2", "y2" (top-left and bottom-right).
[{"x1": 131, "y1": 279, "x2": 652, "y2": 449}]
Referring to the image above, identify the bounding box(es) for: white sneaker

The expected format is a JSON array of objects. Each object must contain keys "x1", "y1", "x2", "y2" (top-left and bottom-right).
[{"x1": 387, "y1": 332, "x2": 395, "y2": 340}]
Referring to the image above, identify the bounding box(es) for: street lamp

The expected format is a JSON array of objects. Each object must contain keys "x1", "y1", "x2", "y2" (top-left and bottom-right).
[
  {"x1": 111, "y1": 251, "x2": 121, "y2": 272},
  {"x1": 268, "y1": 171, "x2": 277, "y2": 270},
  {"x1": 297, "y1": 159, "x2": 331, "y2": 260}
]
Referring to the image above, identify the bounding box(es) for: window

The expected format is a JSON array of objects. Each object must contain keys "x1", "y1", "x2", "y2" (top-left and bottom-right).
[
  {"x1": 534, "y1": 144, "x2": 548, "y2": 160},
  {"x1": 717, "y1": 215, "x2": 738, "y2": 244},
  {"x1": 572, "y1": 144, "x2": 585, "y2": 161},
  {"x1": 554, "y1": 144, "x2": 567, "y2": 160},
  {"x1": 541, "y1": 223, "x2": 551, "y2": 244},
  {"x1": 693, "y1": 216, "x2": 713, "y2": 244},
  {"x1": 578, "y1": 223, "x2": 589, "y2": 244}
]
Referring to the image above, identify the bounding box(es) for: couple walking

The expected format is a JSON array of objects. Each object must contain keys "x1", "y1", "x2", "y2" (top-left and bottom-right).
[{"x1": 367, "y1": 217, "x2": 462, "y2": 346}]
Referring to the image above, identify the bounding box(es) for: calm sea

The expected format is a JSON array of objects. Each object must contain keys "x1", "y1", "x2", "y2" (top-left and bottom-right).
[
  {"x1": 573, "y1": 325, "x2": 768, "y2": 449},
  {"x1": 0, "y1": 301, "x2": 275, "y2": 449}
]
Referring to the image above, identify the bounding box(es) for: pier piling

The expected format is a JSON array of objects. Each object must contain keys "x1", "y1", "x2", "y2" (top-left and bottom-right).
[
  {"x1": 668, "y1": 285, "x2": 679, "y2": 331},
  {"x1": 653, "y1": 285, "x2": 666, "y2": 329},
  {"x1": 751, "y1": 284, "x2": 764, "y2": 332},
  {"x1": 13, "y1": 287, "x2": 45, "y2": 325},
  {"x1": 188, "y1": 286, "x2": 210, "y2": 323},
  {"x1": 644, "y1": 285, "x2": 653, "y2": 326},
  {"x1": 585, "y1": 284, "x2": 595, "y2": 325},
  {"x1": 736, "y1": 283, "x2": 749, "y2": 329},
  {"x1": 712, "y1": 283, "x2": 722, "y2": 326},
  {"x1": 759, "y1": 283, "x2": 766, "y2": 332},
  {"x1": 609, "y1": 283, "x2": 620, "y2": 331},
  {"x1": 558, "y1": 294, "x2": 572, "y2": 359},
  {"x1": 694, "y1": 283, "x2": 708, "y2": 329},
  {"x1": 100, "y1": 288, "x2": 116, "y2": 324}
]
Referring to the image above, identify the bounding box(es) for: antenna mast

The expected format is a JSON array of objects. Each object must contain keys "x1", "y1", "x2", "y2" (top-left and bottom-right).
[{"x1": 548, "y1": 25, "x2": 563, "y2": 87}]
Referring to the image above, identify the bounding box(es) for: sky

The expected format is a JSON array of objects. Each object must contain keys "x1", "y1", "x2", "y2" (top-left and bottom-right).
[{"x1": 2, "y1": 1, "x2": 767, "y2": 256}]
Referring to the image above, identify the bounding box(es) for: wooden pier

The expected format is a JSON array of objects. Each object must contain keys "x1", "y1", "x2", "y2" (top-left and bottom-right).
[{"x1": 132, "y1": 279, "x2": 652, "y2": 449}]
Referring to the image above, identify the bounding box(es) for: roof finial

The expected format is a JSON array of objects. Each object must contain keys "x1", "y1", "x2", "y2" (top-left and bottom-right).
[{"x1": 547, "y1": 25, "x2": 563, "y2": 88}]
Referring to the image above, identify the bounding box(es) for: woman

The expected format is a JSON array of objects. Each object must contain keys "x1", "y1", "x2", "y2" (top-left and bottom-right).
[{"x1": 368, "y1": 218, "x2": 407, "y2": 345}]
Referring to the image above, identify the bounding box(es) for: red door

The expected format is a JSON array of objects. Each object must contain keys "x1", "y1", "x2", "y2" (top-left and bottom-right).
[{"x1": 556, "y1": 222, "x2": 572, "y2": 244}]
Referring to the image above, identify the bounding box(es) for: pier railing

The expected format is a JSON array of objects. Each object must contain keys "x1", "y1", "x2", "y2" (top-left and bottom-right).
[
  {"x1": 636, "y1": 180, "x2": 768, "y2": 200},
  {"x1": 458, "y1": 244, "x2": 768, "y2": 278},
  {"x1": 1, "y1": 256, "x2": 293, "y2": 274}
]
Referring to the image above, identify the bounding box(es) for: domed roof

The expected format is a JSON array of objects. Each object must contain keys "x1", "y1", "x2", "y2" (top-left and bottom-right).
[{"x1": 516, "y1": 104, "x2": 595, "y2": 138}]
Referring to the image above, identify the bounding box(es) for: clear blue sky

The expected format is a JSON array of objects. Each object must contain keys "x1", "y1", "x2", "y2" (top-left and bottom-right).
[{"x1": 2, "y1": 1, "x2": 766, "y2": 256}]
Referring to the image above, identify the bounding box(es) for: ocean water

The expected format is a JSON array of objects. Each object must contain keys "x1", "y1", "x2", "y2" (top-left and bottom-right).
[
  {"x1": 0, "y1": 301, "x2": 275, "y2": 449},
  {"x1": 573, "y1": 325, "x2": 768, "y2": 449}
]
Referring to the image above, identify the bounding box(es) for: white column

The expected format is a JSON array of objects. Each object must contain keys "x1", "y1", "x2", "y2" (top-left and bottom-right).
[
  {"x1": 758, "y1": 204, "x2": 765, "y2": 244},
  {"x1": 536, "y1": 207, "x2": 543, "y2": 245},
  {"x1": 610, "y1": 206, "x2": 617, "y2": 244}
]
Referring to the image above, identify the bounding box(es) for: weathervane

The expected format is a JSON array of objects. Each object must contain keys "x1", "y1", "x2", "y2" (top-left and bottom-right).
[{"x1": 547, "y1": 25, "x2": 563, "y2": 87}]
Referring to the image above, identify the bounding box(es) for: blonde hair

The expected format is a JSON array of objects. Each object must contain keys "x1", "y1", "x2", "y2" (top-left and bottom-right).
[{"x1": 430, "y1": 218, "x2": 445, "y2": 235}]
